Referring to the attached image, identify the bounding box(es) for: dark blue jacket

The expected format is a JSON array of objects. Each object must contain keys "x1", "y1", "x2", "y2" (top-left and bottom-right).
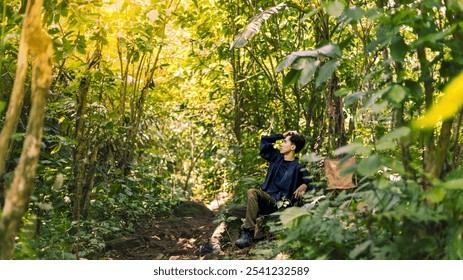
[{"x1": 259, "y1": 134, "x2": 311, "y2": 203}]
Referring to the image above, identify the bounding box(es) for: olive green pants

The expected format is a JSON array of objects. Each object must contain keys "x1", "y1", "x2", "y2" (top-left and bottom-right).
[{"x1": 227, "y1": 188, "x2": 278, "y2": 230}]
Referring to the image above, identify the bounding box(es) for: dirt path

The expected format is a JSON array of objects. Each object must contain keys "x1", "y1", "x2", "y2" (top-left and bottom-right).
[{"x1": 104, "y1": 200, "x2": 254, "y2": 260}]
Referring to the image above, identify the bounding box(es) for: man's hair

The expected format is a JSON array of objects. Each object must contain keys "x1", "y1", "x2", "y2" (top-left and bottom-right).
[{"x1": 289, "y1": 133, "x2": 306, "y2": 153}]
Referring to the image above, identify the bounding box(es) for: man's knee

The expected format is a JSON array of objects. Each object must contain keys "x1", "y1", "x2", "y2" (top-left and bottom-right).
[
  {"x1": 247, "y1": 188, "x2": 258, "y2": 199},
  {"x1": 226, "y1": 205, "x2": 246, "y2": 219}
]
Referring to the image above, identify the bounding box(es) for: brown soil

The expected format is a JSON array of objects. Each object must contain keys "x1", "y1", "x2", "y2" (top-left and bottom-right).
[{"x1": 104, "y1": 200, "x2": 257, "y2": 260}]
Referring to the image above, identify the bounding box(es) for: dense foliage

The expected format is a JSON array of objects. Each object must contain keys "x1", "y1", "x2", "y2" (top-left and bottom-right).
[{"x1": 1, "y1": 0, "x2": 462, "y2": 259}]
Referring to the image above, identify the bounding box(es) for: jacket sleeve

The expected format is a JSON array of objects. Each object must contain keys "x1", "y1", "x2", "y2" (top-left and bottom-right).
[{"x1": 260, "y1": 134, "x2": 284, "y2": 162}]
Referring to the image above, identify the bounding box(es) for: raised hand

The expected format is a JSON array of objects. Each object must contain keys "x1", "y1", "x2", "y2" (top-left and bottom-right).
[{"x1": 283, "y1": 130, "x2": 298, "y2": 137}]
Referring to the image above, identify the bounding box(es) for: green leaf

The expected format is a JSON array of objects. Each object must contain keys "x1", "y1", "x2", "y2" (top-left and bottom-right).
[
  {"x1": 11, "y1": 133, "x2": 24, "y2": 141},
  {"x1": 275, "y1": 44, "x2": 339, "y2": 73},
  {"x1": 375, "y1": 141, "x2": 396, "y2": 151},
  {"x1": 333, "y1": 143, "x2": 365, "y2": 156},
  {"x1": 292, "y1": 57, "x2": 310, "y2": 70},
  {"x1": 317, "y1": 44, "x2": 342, "y2": 58},
  {"x1": 315, "y1": 60, "x2": 339, "y2": 88},
  {"x1": 404, "y1": 79, "x2": 423, "y2": 99},
  {"x1": 327, "y1": 1, "x2": 345, "y2": 18},
  {"x1": 447, "y1": 226, "x2": 463, "y2": 259},
  {"x1": 0, "y1": 101, "x2": 6, "y2": 114},
  {"x1": 76, "y1": 45, "x2": 86, "y2": 55},
  {"x1": 387, "y1": 85, "x2": 408, "y2": 107},
  {"x1": 345, "y1": 6, "x2": 365, "y2": 21},
  {"x1": 390, "y1": 35, "x2": 409, "y2": 61},
  {"x1": 349, "y1": 240, "x2": 372, "y2": 259},
  {"x1": 345, "y1": 91, "x2": 365, "y2": 106},
  {"x1": 283, "y1": 69, "x2": 300, "y2": 87},
  {"x1": 448, "y1": 0, "x2": 463, "y2": 10},
  {"x1": 280, "y1": 207, "x2": 309, "y2": 228},
  {"x1": 379, "y1": 127, "x2": 411, "y2": 142},
  {"x1": 298, "y1": 59, "x2": 320, "y2": 88},
  {"x1": 375, "y1": 127, "x2": 411, "y2": 151},
  {"x1": 440, "y1": 178, "x2": 463, "y2": 190},
  {"x1": 276, "y1": 50, "x2": 319, "y2": 72},
  {"x1": 425, "y1": 187, "x2": 447, "y2": 203},
  {"x1": 371, "y1": 101, "x2": 388, "y2": 113},
  {"x1": 357, "y1": 155, "x2": 382, "y2": 177},
  {"x1": 230, "y1": 3, "x2": 287, "y2": 49},
  {"x1": 365, "y1": 86, "x2": 390, "y2": 107},
  {"x1": 443, "y1": 165, "x2": 463, "y2": 181},
  {"x1": 412, "y1": 25, "x2": 456, "y2": 48},
  {"x1": 335, "y1": 89, "x2": 350, "y2": 97},
  {"x1": 50, "y1": 143, "x2": 61, "y2": 155}
]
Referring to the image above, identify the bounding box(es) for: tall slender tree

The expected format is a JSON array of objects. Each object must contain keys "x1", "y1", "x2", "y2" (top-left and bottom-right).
[{"x1": 0, "y1": 0, "x2": 52, "y2": 259}]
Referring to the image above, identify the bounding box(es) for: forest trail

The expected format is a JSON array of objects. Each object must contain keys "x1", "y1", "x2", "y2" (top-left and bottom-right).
[{"x1": 104, "y1": 194, "x2": 256, "y2": 260}]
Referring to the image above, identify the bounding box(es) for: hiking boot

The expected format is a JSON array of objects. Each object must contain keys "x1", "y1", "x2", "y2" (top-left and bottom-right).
[{"x1": 235, "y1": 228, "x2": 253, "y2": 248}]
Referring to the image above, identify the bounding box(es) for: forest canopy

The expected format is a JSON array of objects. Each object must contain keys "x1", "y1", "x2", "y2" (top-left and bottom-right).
[{"x1": 1, "y1": 0, "x2": 463, "y2": 260}]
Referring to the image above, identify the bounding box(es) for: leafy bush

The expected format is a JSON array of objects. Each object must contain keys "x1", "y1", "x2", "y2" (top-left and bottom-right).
[{"x1": 277, "y1": 165, "x2": 463, "y2": 259}]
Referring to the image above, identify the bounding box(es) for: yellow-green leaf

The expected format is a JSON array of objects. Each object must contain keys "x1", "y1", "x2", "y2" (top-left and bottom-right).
[
  {"x1": 425, "y1": 187, "x2": 447, "y2": 203},
  {"x1": 440, "y1": 178, "x2": 463, "y2": 190},
  {"x1": 280, "y1": 207, "x2": 309, "y2": 228},
  {"x1": 413, "y1": 72, "x2": 463, "y2": 129}
]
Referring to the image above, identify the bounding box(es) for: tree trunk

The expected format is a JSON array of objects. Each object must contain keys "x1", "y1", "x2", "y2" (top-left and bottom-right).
[
  {"x1": 73, "y1": 46, "x2": 101, "y2": 220},
  {"x1": 435, "y1": 119, "x2": 453, "y2": 177},
  {"x1": 325, "y1": 73, "x2": 346, "y2": 151},
  {"x1": 73, "y1": 77, "x2": 90, "y2": 220},
  {"x1": 0, "y1": 0, "x2": 30, "y2": 206},
  {"x1": 417, "y1": 48, "x2": 437, "y2": 184},
  {"x1": 0, "y1": 0, "x2": 52, "y2": 259},
  {"x1": 451, "y1": 109, "x2": 463, "y2": 168},
  {"x1": 392, "y1": 59, "x2": 414, "y2": 177}
]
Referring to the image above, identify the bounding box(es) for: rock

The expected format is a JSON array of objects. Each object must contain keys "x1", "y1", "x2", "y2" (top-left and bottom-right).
[
  {"x1": 106, "y1": 236, "x2": 145, "y2": 250},
  {"x1": 173, "y1": 201, "x2": 215, "y2": 218}
]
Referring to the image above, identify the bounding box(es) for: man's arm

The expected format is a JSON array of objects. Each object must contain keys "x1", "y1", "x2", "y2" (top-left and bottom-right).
[
  {"x1": 259, "y1": 131, "x2": 299, "y2": 161},
  {"x1": 259, "y1": 133, "x2": 284, "y2": 161}
]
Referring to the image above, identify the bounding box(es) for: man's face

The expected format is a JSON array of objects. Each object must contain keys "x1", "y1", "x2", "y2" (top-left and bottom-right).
[{"x1": 280, "y1": 136, "x2": 295, "y2": 155}]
